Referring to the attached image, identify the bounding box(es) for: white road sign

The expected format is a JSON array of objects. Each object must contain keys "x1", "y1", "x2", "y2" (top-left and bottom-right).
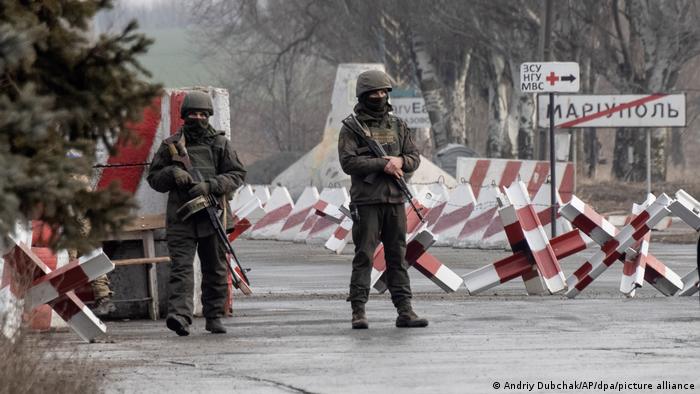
[
  {"x1": 520, "y1": 62, "x2": 580, "y2": 93},
  {"x1": 537, "y1": 94, "x2": 686, "y2": 128},
  {"x1": 392, "y1": 97, "x2": 431, "y2": 128}
]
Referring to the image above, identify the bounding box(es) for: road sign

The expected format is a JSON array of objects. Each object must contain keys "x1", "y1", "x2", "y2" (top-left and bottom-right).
[
  {"x1": 537, "y1": 94, "x2": 686, "y2": 128},
  {"x1": 391, "y1": 97, "x2": 431, "y2": 128},
  {"x1": 520, "y1": 62, "x2": 580, "y2": 93}
]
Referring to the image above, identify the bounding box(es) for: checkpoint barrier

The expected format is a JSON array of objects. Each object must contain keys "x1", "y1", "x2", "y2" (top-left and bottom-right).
[
  {"x1": 463, "y1": 181, "x2": 573, "y2": 295},
  {"x1": 234, "y1": 177, "x2": 577, "y2": 251},
  {"x1": 303, "y1": 188, "x2": 349, "y2": 245},
  {"x1": 455, "y1": 158, "x2": 574, "y2": 204},
  {"x1": 464, "y1": 186, "x2": 700, "y2": 298},
  {"x1": 203, "y1": 182, "x2": 700, "y2": 300},
  {"x1": 430, "y1": 184, "x2": 476, "y2": 246},
  {"x1": 668, "y1": 189, "x2": 700, "y2": 296},
  {"x1": 278, "y1": 187, "x2": 320, "y2": 241},
  {"x1": 561, "y1": 194, "x2": 683, "y2": 298},
  {"x1": 250, "y1": 186, "x2": 295, "y2": 240},
  {"x1": 0, "y1": 230, "x2": 114, "y2": 342}
]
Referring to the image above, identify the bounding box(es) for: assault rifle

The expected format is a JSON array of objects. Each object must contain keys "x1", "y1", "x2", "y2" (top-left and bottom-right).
[
  {"x1": 341, "y1": 114, "x2": 425, "y2": 223},
  {"x1": 166, "y1": 136, "x2": 252, "y2": 295}
]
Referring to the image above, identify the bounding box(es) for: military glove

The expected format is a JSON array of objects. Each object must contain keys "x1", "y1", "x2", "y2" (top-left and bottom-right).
[
  {"x1": 172, "y1": 167, "x2": 193, "y2": 188},
  {"x1": 189, "y1": 181, "x2": 211, "y2": 198}
]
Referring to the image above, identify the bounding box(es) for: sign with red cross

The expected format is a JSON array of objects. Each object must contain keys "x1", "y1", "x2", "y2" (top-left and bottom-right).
[{"x1": 520, "y1": 62, "x2": 580, "y2": 93}]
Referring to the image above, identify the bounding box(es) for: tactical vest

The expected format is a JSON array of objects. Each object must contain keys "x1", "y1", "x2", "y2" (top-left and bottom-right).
[
  {"x1": 367, "y1": 117, "x2": 401, "y2": 156},
  {"x1": 187, "y1": 144, "x2": 217, "y2": 181}
]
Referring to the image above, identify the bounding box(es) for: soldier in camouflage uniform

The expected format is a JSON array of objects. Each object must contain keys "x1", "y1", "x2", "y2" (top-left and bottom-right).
[
  {"x1": 66, "y1": 163, "x2": 115, "y2": 317},
  {"x1": 338, "y1": 70, "x2": 428, "y2": 329},
  {"x1": 147, "y1": 91, "x2": 246, "y2": 336}
]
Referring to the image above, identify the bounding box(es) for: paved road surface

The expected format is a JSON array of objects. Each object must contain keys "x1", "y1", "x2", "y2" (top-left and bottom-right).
[{"x1": 51, "y1": 240, "x2": 700, "y2": 393}]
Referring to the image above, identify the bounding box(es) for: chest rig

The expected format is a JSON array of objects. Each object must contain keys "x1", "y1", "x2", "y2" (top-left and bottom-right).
[
  {"x1": 366, "y1": 117, "x2": 401, "y2": 156},
  {"x1": 165, "y1": 133, "x2": 221, "y2": 222}
]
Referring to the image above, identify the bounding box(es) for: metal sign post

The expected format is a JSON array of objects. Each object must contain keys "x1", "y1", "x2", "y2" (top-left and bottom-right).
[
  {"x1": 549, "y1": 92, "x2": 556, "y2": 236},
  {"x1": 521, "y1": 62, "x2": 580, "y2": 238}
]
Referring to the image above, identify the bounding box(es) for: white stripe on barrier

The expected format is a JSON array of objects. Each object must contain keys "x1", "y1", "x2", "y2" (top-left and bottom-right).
[
  {"x1": 27, "y1": 250, "x2": 113, "y2": 309},
  {"x1": 305, "y1": 187, "x2": 349, "y2": 245},
  {"x1": 566, "y1": 194, "x2": 672, "y2": 298},
  {"x1": 505, "y1": 182, "x2": 566, "y2": 294},
  {"x1": 678, "y1": 269, "x2": 699, "y2": 296},
  {"x1": 669, "y1": 189, "x2": 700, "y2": 231},
  {"x1": 250, "y1": 186, "x2": 294, "y2": 240},
  {"x1": 278, "y1": 187, "x2": 320, "y2": 241},
  {"x1": 620, "y1": 204, "x2": 648, "y2": 297},
  {"x1": 531, "y1": 182, "x2": 572, "y2": 237},
  {"x1": 454, "y1": 185, "x2": 500, "y2": 249},
  {"x1": 324, "y1": 216, "x2": 353, "y2": 254},
  {"x1": 430, "y1": 184, "x2": 476, "y2": 246}
]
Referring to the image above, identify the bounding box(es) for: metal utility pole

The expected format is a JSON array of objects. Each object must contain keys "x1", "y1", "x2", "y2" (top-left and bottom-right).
[{"x1": 543, "y1": 0, "x2": 557, "y2": 238}]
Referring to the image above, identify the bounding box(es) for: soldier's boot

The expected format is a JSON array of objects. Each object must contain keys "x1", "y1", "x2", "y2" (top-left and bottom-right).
[
  {"x1": 166, "y1": 315, "x2": 191, "y2": 337},
  {"x1": 91, "y1": 297, "x2": 116, "y2": 318},
  {"x1": 395, "y1": 303, "x2": 428, "y2": 328},
  {"x1": 205, "y1": 318, "x2": 227, "y2": 334},
  {"x1": 351, "y1": 302, "x2": 368, "y2": 329}
]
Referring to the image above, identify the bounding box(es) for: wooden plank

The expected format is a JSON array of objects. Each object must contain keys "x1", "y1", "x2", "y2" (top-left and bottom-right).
[
  {"x1": 142, "y1": 231, "x2": 160, "y2": 320},
  {"x1": 122, "y1": 214, "x2": 166, "y2": 232},
  {"x1": 113, "y1": 256, "x2": 170, "y2": 266}
]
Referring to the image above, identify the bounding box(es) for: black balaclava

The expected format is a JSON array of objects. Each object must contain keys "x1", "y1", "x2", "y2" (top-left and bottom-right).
[
  {"x1": 358, "y1": 90, "x2": 389, "y2": 119},
  {"x1": 183, "y1": 113, "x2": 212, "y2": 142}
]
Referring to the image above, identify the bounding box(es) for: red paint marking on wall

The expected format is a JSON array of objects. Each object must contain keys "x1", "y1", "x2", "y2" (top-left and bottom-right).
[{"x1": 97, "y1": 97, "x2": 162, "y2": 194}]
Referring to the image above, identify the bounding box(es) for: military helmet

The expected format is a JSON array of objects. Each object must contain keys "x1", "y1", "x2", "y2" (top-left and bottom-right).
[
  {"x1": 180, "y1": 91, "x2": 214, "y2": 119},
  {"x1": 355, "y1": 70, "x2": 393, "y2": 97}
]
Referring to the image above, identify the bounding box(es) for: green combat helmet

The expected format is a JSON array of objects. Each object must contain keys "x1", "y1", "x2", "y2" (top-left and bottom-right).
[
  {"x1": 180, "y1": 91, "x2": 214, "y2": 119},
  {"x1": 355, "y1": 70, "x2": 393, "y2": 97}
]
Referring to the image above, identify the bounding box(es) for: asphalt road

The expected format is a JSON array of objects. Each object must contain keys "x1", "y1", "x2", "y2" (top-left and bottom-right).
[{"x1": 51, "y1": 240, "x2": 700, "y2": 394}]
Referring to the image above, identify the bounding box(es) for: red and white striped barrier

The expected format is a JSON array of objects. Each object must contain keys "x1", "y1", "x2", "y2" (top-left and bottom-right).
[
  {"x1": 562, "y1": 194, "x2": 677, "y2": 298},
  {"x1": 412, "y1": 242, "x2": 464, "y2": 292},
  {"x1": 454, "y1": 184, "x2": 501, "y2": 249},
  {"x1": 231, "y1": 185, "x2": 256, "y2": 212},
  {"x1": 430, "y1": 184, "x2": 476, "y2": 247},
  {"x1": 505, "y1": 182, "x2": 566, "y2": 294},
  {"x1": 24, "y1": 222, "x2": 78, "y2": 332},
  {"x1": 667, "y1": 190, "x2": 700, "y2": 297},
  {"x1": 1, "y1": 234, "x2": 110, "y2": 342},
  {"x1": 498, "y1": 190, "x2": 546, "y2": 295},
  {"x1": 669, "y1": 189, "x2": 700, "y2": 231},
  {"x1": 312, "y1": 201, "x2": 352, "y2": 254},
  {"x1": 227, "y1": 196, "x2": 265, "y2": 242},
  {"x1": 372, "y1": 230, "x2": 462, "y2": 293},
  {"x1": 278, "y1": 187, "x2": 320, "y2": 241},
  {"x1": 620, "y1": 204, "x2": 649, "y2": 297},
  {"x1": 418, "y1": 183, "x2": 451, "y2": 231},
  {"x1": 502, "y1": 182, "x2": 567, "y2": 293},
  {"x1": 250, "y1": 186, "x2": 294, "y2": 240},
  {"x1": 530, "y1": 182, "x2": 573, "y2": 236},
  {"x1": 562, "y1": 194, "x2": 683, "y2": 297},
  {"x1": 249, "y1": 184, "x2": 271, "y2": 207},
  {"x1": 26, "y1": 249, "x2": 113, "y2": 309},
  {"x1": 304, "y1": 188, "x2": 349, "y2": 245},
  {"x1": 325, "y1": 216, "x2": 353, "y2": 254},
  {"x1": 463, "y1": 229, "x2": 588, "y2": 294},
  {"x1": 455, "y1": 158, "x2": 574, "y2": 203},
  {"x1": 678, "y1": 269, "x2": 699, "y2": 296}
]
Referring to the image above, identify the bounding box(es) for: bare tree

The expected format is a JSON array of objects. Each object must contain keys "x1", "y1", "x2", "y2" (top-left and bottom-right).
[{"x1": 588, "y1": 0, "x2": 700, "y2": 181}]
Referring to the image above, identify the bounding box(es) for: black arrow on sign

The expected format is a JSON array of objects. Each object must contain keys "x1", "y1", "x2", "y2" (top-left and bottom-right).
[{"x1": 561, "y1": 74, "x2": 576, "y2": 82}]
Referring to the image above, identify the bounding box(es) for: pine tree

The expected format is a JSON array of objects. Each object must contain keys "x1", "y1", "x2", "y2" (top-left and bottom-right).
[{"x1": 0, "y1": 1, "x2": 161, "y2": 252}]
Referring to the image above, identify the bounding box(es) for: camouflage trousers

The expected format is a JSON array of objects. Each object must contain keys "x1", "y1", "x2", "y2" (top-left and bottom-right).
[{"x1": 69, "y1": 249, "x2": 113, "y2": 300}]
